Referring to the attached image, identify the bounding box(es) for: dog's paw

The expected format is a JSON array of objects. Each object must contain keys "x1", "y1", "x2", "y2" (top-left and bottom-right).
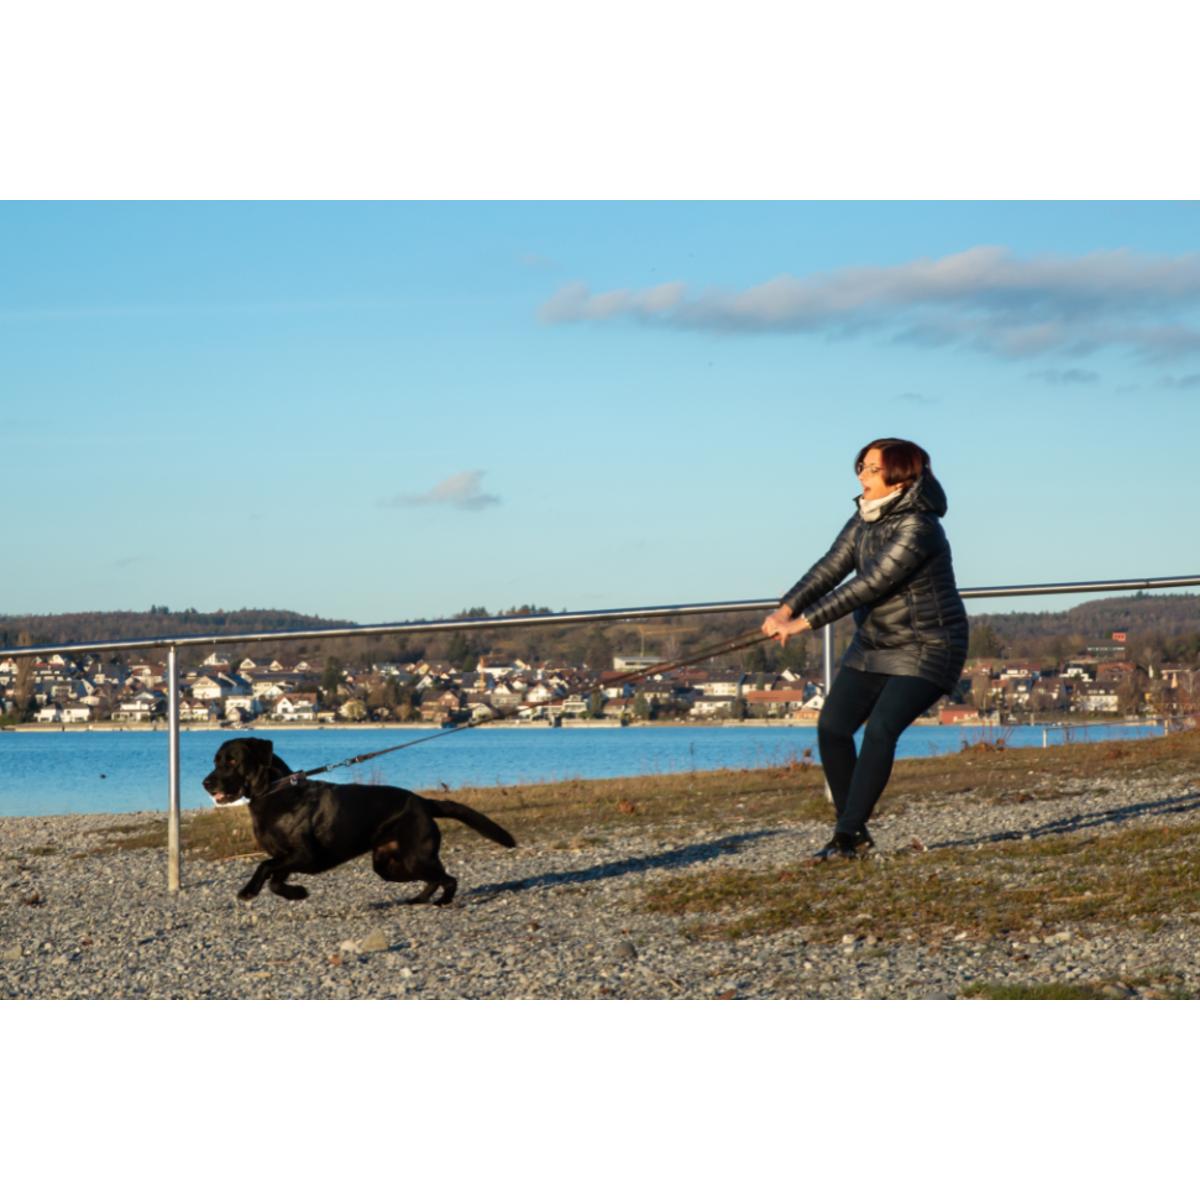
[
  {"x1": 237, "y1": 888, "x2": 258, "y2": 903},
  {"x1": 281, "y1": 886, "x2": 308, "y2": 901}
]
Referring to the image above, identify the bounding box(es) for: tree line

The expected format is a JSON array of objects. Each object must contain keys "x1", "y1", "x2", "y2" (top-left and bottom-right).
[{"x1": 3, "y1": 592, "x2": 1198, "y2": 674}]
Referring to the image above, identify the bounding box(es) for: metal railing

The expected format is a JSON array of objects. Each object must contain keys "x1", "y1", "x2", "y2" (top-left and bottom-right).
[{"x1": 5, "y1": 572, "x2": 1199, "y2": 891}]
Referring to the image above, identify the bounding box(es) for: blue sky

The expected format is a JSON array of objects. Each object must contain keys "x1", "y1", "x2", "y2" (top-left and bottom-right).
[{"x1": 3, "y1": 201, "x2": 1199, "y2": 624}]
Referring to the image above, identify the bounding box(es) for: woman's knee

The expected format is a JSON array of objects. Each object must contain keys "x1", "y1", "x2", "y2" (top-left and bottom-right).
[
  {"x1": 860, "y1": 715, "x2": 906, "y2": 750},
  {"x1": 818, "y1": 709, "x2": 855, "y2": 743}
]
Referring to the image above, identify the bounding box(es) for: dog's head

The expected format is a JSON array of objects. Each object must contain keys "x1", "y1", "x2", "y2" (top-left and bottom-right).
[{"x1": 203, "y1": 737, "x2": 276, "y2": 804}]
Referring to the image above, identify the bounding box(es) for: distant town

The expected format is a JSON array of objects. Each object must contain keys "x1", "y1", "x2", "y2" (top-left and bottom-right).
[{"x1": 2, "y1": 638, "x2": 1196, "y2": 729}]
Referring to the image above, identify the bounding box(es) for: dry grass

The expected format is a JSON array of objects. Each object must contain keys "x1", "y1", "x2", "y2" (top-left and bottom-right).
[
  {"x1": 636, "y1": 730, "x2": 1200, "y2": 945},
  {"x1": 960, "y1": 982, "x2": 1117, "y2": 1000},
  {"x1": 641, "y1": 819, "x2": 1200, "y2": 943}
]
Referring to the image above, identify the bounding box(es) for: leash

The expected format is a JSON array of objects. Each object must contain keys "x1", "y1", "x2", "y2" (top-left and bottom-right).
[{"x1": 260, "y1": 626, "x2": 771, "y2": 796}]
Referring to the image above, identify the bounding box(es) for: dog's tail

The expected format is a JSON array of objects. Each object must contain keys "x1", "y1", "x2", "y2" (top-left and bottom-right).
[{"x1": 430, "y1": 800, "x2": 517, "y2": 848}]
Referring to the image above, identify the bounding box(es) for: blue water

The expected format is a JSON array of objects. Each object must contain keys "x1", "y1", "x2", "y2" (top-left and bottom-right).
[{"x1": 0, "y1": 722, "x2": 1165, "y2": 819}]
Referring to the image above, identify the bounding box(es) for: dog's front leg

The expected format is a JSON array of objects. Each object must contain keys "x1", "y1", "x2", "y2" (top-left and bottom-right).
[{"x1": 238, "y1": 857, "x2": 280, "y2": 902}]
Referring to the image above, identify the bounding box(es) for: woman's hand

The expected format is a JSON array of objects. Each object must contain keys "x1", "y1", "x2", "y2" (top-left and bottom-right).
[
  {"x1": 762, "y1": 604, "x2": 812, "y2": 646},
  {"x1": 761, "y1": 604, "x2": 792, "y2": 639}
]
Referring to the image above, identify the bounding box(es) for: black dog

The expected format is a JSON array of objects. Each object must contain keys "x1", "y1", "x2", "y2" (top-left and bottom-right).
[{"x1": 202, "y1": 737, "x2": 515, "y2": 905}]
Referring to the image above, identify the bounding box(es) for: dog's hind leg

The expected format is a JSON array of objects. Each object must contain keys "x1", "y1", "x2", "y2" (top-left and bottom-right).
[
  {"x1": 373, "y1": 842, "x2": 456, "y2": 905},
  {"x1": 403, "y1": 871, "x2": 456, "y2": 905},
  {"x1": 404, "y1": 880, "x2": 440, "y2": 904},
  {"x1": 267, "y1": 871, "x2": 309, "y2": 901}
]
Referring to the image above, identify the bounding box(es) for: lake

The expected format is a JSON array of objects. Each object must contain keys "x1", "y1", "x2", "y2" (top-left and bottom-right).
[{"x1": 0, "y1": 721, "x2": 1166, "y2": 819}]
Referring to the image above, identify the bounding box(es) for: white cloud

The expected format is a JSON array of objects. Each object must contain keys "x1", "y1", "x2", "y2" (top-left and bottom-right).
[
  {"x1": 379, "y1": 470, "x2": 501, "y2": 511},
  {"x1": 540, "y1": 247, "x2": 1200, "y2": 360}
]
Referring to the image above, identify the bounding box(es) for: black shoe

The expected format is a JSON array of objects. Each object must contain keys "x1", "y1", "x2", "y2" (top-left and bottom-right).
[
  {"x1": 853, "y1": 827, "x2": 875, "y2": 852},
  {"x1": 810, "y1": 832, "x2": 859, "y2": 862}
]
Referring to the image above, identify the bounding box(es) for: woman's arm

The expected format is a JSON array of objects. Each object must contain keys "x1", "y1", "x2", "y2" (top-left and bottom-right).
[
  {"x1": 778, "y1": 516, "x2": 858, "y2": 617},
  {"x1": 761, "y1": 516, "x2": 857, "y2": 644},
  {"x1": 800, "y1": 512, "x2": 943, "y2": 629}
]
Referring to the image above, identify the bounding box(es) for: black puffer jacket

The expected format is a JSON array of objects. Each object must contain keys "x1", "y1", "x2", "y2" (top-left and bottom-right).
[{"x1": 781, "y1": 472, "x2": 969, "y2": 694}]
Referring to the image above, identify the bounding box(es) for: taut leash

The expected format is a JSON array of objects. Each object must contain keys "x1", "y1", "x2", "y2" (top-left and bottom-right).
[{"x1": 260, "y1": 626, "x2": 772, "y2": 796}]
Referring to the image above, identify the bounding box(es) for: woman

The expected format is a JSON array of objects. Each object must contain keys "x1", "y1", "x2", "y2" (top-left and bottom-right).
[{"x1": 762, "y1": 437, "x2": 968, "y2": 860}]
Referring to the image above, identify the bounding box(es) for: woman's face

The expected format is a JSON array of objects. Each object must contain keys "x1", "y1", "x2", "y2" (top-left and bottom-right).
[{"x1": 856, "y1": 448, "x2": 905, "y2": 501}]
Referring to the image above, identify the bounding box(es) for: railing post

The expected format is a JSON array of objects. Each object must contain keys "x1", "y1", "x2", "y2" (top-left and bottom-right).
[
  {"x1": 823, "y1": 624, "x2": 834, "y2": 697},
  {"x1": 167, "y1": 643, "x2": 181, "y2": 892},
  {"x1": 822, "y1": 624, "x2": 834, "y2": 805}
]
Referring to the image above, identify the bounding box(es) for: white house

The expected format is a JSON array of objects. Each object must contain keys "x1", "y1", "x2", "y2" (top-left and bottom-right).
[
  {"x1": 224, "y1": 695, "x2": 261, "y2": 720},
  {"x1": 275, "y1": 693, "x2": 318, "y2": 721},
  {"x1": 191, "y1": 673, "x2": 251, "y2": 702},
  {"x1": 114, "y1": 693, "x2": 165, "y2": 722},
  {"x1": 181, "y1": 698, "x2": 220, "y2": 722},
  {"x1": 237, "y1": 656, "x2": 288, "y2": 675},
  {"x1": 695, "y1": 673, "x2": 744, "y2": 698},
  {"x1": 1074, "y1": 685, "x2": 1120, "y2": 714}
]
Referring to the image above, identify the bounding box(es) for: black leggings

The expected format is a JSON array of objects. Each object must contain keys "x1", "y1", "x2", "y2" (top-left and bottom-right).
[{"x1": 817, "y1": 667, "x2": 944, "y2": 836}]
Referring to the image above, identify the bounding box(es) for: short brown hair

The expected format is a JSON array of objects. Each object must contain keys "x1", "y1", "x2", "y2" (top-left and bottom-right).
[{"x1": 854, "y1": 438, "x2": 929, "y2": 486}]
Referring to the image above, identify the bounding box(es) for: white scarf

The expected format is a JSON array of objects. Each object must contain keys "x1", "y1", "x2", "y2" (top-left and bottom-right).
[{"x1": 858, "y1": 487, "x2": 904, "y2": 522}]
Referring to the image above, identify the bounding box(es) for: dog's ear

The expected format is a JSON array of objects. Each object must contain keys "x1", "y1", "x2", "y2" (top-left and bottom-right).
[{"x1": 242, "y1": 738, "x2": 276, "y2": 796}]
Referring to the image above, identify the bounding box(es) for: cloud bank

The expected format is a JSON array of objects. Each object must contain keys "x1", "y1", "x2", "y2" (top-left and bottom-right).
[
  {"x1": 379, "y1": 470, "x2": 501, "y2": 511},
  {"x1": 540, "y1": 247, "x2": 1200, "y2": 361}
]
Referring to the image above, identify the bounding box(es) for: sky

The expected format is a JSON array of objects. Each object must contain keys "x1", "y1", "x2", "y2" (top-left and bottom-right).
[{"x1": 3, "y1": 201, "x2": 1199, "y2": 624}]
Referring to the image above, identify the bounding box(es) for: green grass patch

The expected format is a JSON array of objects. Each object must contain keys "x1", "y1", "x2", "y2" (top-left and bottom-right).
[
  {"x1": 641, "y1": 818, "x2": 1200, "y2": 944},
  {"x1": 961, "y1": 982, "x2": 1117, "y2": 1000}
]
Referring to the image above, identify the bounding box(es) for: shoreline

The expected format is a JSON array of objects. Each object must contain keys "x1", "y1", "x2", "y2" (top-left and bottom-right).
[{"x1": 0, "y1": 716, "x2": 1160, "y2": 734}]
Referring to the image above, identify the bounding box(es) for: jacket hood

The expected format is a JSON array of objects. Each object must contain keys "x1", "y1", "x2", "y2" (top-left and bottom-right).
[{"x1": 855, "y1": 471, "x2": 948, "y2": 518}]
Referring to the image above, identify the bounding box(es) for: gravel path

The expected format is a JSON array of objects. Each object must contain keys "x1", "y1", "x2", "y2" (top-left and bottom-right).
[{"x1": 4, "y1": 772, "x2": 1199, "y2": 999}]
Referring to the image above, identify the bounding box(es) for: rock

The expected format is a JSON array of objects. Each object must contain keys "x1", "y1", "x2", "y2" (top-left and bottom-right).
[
  {"x1": 1100, "y1": 984, "x2": 1134, "y2": 999},
  {"x1": 614, "y1": 940, "x2": 638, "y2": 961},
  {"x1": 360, "y1": 929, "x2": 391, "y2": 954},
  {"x1": 338, "y1": 938, "x2": 361, "y2": 954},
  {"x1": 2, "y1": 945, "x2": 23, "y2": 961}
]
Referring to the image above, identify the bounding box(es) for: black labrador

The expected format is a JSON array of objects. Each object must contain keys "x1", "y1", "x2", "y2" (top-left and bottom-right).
[{"x1": 202, "y1": 737, "x2": 515, "y2": 905}]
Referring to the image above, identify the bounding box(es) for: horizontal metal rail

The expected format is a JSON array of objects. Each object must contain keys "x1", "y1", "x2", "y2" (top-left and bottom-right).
[
  {"x1": 4, "y1": 569, "x2": 1197, "y2": 895},
  {"x1": 5, "y1": 573, "x2": 1199, "y2": 660}
]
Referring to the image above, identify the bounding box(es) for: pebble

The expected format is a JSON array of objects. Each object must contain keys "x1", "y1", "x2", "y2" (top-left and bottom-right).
[{"x1": 2, "y1": 769, "x2": 1198, "y2": 999}]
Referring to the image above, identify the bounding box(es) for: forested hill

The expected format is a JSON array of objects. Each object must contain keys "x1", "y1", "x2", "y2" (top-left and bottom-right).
[
  {"x1": 1, "y1": 592, "x2": 1197, "y2": 670},
  {"x1": 0, "y1": 609, "x2": 361, "y2": 669},
  {"x1": 967, "y1": 592, "x2": 1200, "y2": 662},
  {"x1": 0, "y1": 608, "x2": 352, "y2": 648}
]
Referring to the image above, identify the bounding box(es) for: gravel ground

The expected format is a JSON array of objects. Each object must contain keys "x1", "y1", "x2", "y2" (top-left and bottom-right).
[{"x1": 3, "y1": 772, "x2": 1199, "y2": 1000}]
